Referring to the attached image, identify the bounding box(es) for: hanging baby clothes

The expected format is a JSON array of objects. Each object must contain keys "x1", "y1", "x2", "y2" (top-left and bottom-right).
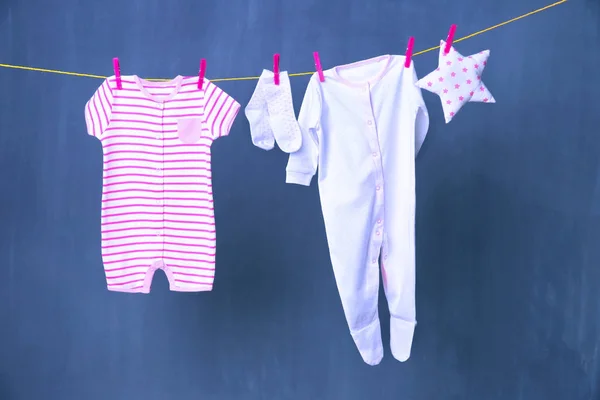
[
  {"x1": 286, "y1": 55, "x2": 429, "y2": 365},
  {"x1": 84, "y1": 75, "x2": 240, "y2": 293},
  {"x1": 245, "y1": 69, "x2": 302, "y2": 153}
]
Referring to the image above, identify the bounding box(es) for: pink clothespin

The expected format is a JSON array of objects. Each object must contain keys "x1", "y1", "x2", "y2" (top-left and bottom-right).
[
  {"x1": 404, "y1": 37, "x2": 415, "y2": 68},
  {"x1": 197, "y1": 59, "x2": 207, "y2": 89},
  {"x1": 313, "y1": 52, "x2": 325, "y2": 82},
  {"x1": 273, "y1": 53, "x2": 280, "y2": 85},
  {"x1": 113, "y1": 57, "x2": 122, "y2": 90},
  {"x1": 444, "y1": 24, "x2": 457, "y2": 54}
]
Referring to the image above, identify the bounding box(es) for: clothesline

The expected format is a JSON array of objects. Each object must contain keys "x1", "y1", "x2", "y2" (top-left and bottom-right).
[{"x1": 0, "y1": 0, "x2": 567, "y2": 82}]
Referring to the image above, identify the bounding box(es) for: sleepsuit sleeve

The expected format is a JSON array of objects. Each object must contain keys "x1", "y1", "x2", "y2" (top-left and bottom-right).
[
  {"x1": 203, "y1": 80, "x2": 241, "y2": 139},
  {"x1": 84, "y1": 78, "x2": 114, "y2": 139},
  {"x1": 285, "y1": 75, "x2": 322, "y2": 186},
  {"x1": 411, "y1": 65, "x2": 430, "y2": 156}
]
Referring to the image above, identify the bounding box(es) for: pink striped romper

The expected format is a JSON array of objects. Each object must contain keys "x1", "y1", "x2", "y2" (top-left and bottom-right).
[{"x1": 84, "y1": 75, "x2": 240, "y2": 293}]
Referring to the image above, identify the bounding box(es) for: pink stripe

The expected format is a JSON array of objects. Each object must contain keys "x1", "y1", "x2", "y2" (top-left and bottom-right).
[
  {"x1": 106, "y1": 158, "x2": 210, "y2": 164},
  {"x1": 111, "y1": 118, "x2": 177, "y2": 126},
  {"x1": 102, "y1": 196, "x2": 212, "y2": 203},
  {"x1": 101, "y1": 220, "x2": 163, "y2": 229},
  {"x1": 104, "y1": 135, "x2": 208, "y2": 142},
  {"x1": 103, "y1": 222, "x2": 214, "y2": 231},
  {"x1": 108, "y1": 278, "x2": 145, "y2": 286},
  {"x1": 103, "y1": 188, "x2": 213, "y2": 195},
  {"x1": 106, "y1": 271, "x2": 145, "y2": 280},
  {"x1": 102, "y1": 204, "x2": 213, "y2": 212},
  {"x1": 102, "y1": 233, "x2": 215, "y2": 241},
  {"x1": 102, "y1": 240, "x2": 216, "y2": 250},
  {"x1": 161, "y1": 227, "x2": 216, "y2": 233},
  {"x1": 172, "y1": 271, "x2": 214, "y2": 278},
  {"x1": 168, "y1": 105, "x2": 201, "y2": 111},
  {"x1": 105, "y1": 173, "x2": 211, "y2": 180},
  {"x1": 112, "y1": 110, "x2": 205, "y2": 119},
  {"x1": 104, "y1": 165, "x2": 211, "y2": 172},
  {"x1": 114, "y1": 94, "x2": 203, "y2": 102},
  {"x1": 104, "y1": 254, "x2": 214, "y2": 265},
  {"x1": 103, "y1": 142, "x2": 211, "y2": 149},
  {"x1": 104, "y1": 257, "x2": 158, "y2": 265},
  {"x1": 104, "y1": 263, "x2": 214, "y2": 274},
  {"x1": 168, "y1": 264, "x2": 215, "y2": 271},
  {"x1": 103, "y1": 210, "x2": 214, "y2": 218},
  {"x1": 165, "y1": 96, "x2": 204, "y2": 103},
  {"x1": 102, "y1": 181, "x2": 213, "y2": 188},
  {"x1": 104, "y1": 128, "x2": 177, "y2": 134},
  {"x1": 114, "y1": 94, "x2": 157, "y2": 103},
  {"x1": 112, "y1": 87, "x2": 140, "y2": 92},
  {"x1": 103, "y1": 250, "x2": 167, "y2": 259},
  {"x1": 168, "y1": 113, "x2": 204, "y2": 118},
  {"x1": 112, "y1": 110, "x2": 163, "y2": 118},
  {"x1": 104, "y1": 149, "x2": 211, "y2": 157},
  {"x1": 114, "y1": 103, "x2": 158, "y2": 111},
  {"x1": 105, "y1": 264, "x2": 148, "y2": 272},
  {"x1": 101, "y1": 220, "x2": 214, "y2": 230},
  {"x1": 103, "y1": 248, "x2": 215, "y2": 258},
  {"x1": 143, "y1": 83, "x2": 176, "y2": 88}
]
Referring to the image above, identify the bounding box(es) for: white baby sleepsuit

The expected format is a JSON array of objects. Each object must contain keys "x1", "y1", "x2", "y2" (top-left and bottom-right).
[{"x1": 286, "y1": 55, "x2": 429, "y2": 365}]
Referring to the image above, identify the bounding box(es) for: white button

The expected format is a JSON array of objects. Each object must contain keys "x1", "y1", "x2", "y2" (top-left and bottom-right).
[
  {"x1": 376, "y1": 230, "x2": 380, "y2": 236},
  {"x1": 156, "y1": 167, "x2": 162, "y2": 171},
  {"x1": 376, "y1": 185, "x2": 381, "y2": 191},
  {"x1": 372, "y1": 259, "x2": 377, "y2": 264},
  {"x1": 367, "y1": 120, "x2": 373, "y2": 125},
  {"x1": 377, "y1": 219, "x2": 382, "y2": 224},
  {"x1": 372, "y1": 152, "x2": 377, "y2": 157},
  {"x1": 156, "y1": 232, "x2": 162, "y2": 236},
  {"x1": 156, "y1": 135, "x2": 161, "y2": 139},
  {"x1": 384, "y1": 255, "x2": 388, "y2": 260},
  {"x1": 156, "y1": 200, "x2": 162, "y2": 204}
]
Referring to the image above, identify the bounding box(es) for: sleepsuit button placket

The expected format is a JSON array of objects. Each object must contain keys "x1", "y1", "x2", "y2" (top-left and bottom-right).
[
  {"x1": 158, "y1": 101, "x2": 165, "y2": 250},
  {"x1": 363, "y1": 85, "x2": 385, "y2": 263}
]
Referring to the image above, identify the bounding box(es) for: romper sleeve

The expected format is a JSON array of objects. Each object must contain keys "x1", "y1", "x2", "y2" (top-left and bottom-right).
[
  {"x1": 203, "y1": 80, "x2": 241, "y2": 139},
  {"x1": 84, "y1": 78, "x2": 114, "y2": 138},
  {"x1": 285, "y1": 75, "x2": 322, "y2": 186},
  {"x1": 411, "y1": 65, "x2": 430, "y2": 156}
]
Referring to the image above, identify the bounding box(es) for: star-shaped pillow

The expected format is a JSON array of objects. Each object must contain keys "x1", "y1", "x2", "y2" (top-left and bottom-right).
[{"x1": 416, "y1": 40, "x2": 495, "y2": 123}]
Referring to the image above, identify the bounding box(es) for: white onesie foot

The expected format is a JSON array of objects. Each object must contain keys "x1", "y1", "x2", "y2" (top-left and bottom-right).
[
  {"x1": 390, "y1": 316, "x2": 416, "y2": 362},
  {"x1": 350, "y1": 317, "x2": 384, "y2": 366}
]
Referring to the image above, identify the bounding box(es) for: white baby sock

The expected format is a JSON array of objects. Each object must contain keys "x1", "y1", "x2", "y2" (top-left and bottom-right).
[
  {"x1": 245, "y1": 70, "x2": 275, "y2": 151},
  {"x1": 244, "y1": 69, "x2": 302, "y2": 153}
]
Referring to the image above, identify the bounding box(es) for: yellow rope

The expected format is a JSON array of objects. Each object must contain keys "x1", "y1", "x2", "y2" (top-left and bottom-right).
[{"x1": 0, "y1": 0, "x2": 568, "y2": 83}]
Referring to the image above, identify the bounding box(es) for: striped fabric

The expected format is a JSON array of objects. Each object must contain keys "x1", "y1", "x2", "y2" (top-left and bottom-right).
[{"x1": 84, "y1": 74, "x2": 240, "y2": 293}]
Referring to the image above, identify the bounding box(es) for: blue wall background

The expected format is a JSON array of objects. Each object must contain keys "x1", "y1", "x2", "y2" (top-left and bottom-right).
[{"x1": 1, "y1": 0, "x2": 599, "y2": 399}]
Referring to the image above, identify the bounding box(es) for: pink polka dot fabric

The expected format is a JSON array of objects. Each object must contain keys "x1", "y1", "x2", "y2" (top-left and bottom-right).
[{"x1": 416, "y1": 40, "x2": 495, "y2": 123}]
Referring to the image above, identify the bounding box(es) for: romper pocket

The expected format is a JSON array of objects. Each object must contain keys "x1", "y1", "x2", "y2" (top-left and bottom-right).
[{"x1": 177, "y1": 118, "x2": 204, "y2": 144}]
